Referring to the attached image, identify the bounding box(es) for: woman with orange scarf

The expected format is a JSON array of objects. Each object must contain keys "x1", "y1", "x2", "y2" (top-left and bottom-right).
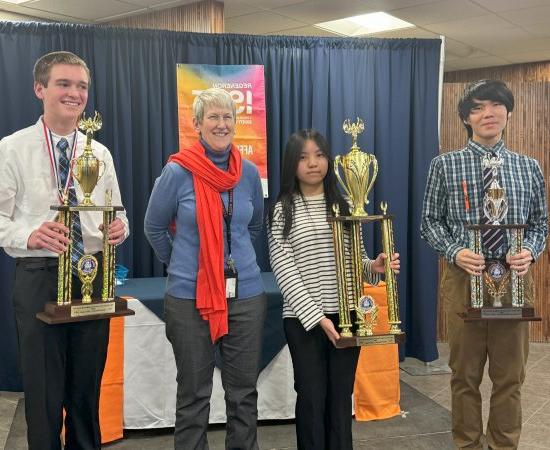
[{"x1": 144, "y1": 88, "x2": 266, "y2": 450}]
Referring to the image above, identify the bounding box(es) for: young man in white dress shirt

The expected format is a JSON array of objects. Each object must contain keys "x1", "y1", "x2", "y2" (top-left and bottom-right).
[{"x1": 0, "y1": 51, "x2": 129, "y2": 450}]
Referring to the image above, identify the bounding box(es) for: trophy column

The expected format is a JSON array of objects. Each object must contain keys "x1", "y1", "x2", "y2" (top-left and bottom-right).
[
  {"x1": 57, "y1": 204, "x2": 73, "y2": 306},
  {"x1": 331, "y1": 205, "x2": 353, "y2": 337},
  {"x1": 380, "y1": 203, "x2": 401, "y2": 335},
  {"x1": 102, "y1": 191, "x2": 116, "y2": 301}
]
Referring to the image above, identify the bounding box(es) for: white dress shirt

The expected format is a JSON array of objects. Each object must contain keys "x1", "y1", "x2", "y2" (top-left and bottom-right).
[{"x1": 0, "y1": 118, "x2": 129, "y2": 258}]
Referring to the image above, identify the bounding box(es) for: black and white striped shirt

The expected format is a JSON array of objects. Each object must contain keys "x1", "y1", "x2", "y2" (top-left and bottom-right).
[{"x1": 268, "y1": 193, "x2": 379, "y2": 331}]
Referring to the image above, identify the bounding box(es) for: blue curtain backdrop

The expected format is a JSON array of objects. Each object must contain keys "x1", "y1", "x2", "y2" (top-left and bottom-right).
[{"x1": 0, "y1": 22, "x2": 440, "y2": 391}]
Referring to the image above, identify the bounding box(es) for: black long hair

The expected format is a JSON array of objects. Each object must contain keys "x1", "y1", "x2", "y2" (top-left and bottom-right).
[{"x1": 268, "y1": 129, "x2": 350, "y2": 238}]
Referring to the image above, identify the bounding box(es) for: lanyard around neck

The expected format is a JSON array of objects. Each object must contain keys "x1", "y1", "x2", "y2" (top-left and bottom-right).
[
  {"x1": 221, "y1": 189, "x2": 234, "y2": 259},
  {"x1": 42, "y1": 119, "x2": 78, "y2": 204}
]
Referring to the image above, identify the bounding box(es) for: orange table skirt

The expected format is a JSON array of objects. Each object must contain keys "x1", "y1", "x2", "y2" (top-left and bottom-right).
[
  {"x1": 99, "y1": 317, "x2": 124, "y2": 443},
  {"x1": 99, "y1": 284, "x2": 401, "y2": 443},
  {"x1": 354, "y1": 282, "x2": 401, "y2": 421}
]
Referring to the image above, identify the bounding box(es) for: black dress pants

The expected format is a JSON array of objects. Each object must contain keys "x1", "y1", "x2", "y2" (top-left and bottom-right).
[
  {"x1": 284, "y1": 314, "x2": 360, "y2": 450},
  {"x1": 12, "y1": 257, "x2": 109, "y2": 450}
]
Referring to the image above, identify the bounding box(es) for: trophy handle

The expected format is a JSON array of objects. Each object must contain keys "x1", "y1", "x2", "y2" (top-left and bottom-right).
[
  {"x1": 97, "y1": 160, "x2": 106, "y2": 183},
  {"x1": 334, "y1": 156, "x2": 353, "y2": 202},
  {"x1": 364, "y1": 157, "x2": 378, "y2": 205},
  {"x1": 70, "y1": 158, "x2": 81, "y2": 185}
]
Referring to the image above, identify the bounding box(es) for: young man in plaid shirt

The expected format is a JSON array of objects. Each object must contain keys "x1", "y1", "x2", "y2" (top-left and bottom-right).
[{"x1": 421, "y1": 80, "x2": 547, "y2": 449}]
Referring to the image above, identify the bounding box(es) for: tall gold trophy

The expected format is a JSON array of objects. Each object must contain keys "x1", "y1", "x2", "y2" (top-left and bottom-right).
[
  {"x1": 37, "y1": 112, "x2": 134, "y2": 324},
  {"x1": 461, "y1": 153, "x2": 539, "y2": 322},
  {"x1": 329, "y1": 118, "x2": 405, "y2": 347}
]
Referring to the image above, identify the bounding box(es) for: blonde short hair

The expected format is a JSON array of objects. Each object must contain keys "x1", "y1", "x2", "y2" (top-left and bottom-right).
[{"x1": 193, "y1": 88, "x2": 236, "y2": 123}]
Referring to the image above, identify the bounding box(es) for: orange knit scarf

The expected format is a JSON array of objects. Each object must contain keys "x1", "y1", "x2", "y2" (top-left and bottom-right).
[{"x1": 169, "y1": 140, "x2": 242, "y2": 342}]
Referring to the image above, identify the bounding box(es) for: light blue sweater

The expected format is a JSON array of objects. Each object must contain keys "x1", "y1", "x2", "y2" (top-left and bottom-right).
[{"x1": 144, "y1": 141, "x2": 264, "y2": 300}]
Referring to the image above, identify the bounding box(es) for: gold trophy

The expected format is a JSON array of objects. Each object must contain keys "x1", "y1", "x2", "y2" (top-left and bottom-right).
[
  {"x1": 72, "y1": 112, "x2": 105, "y2": 206},
  {"x1": 462, "y1": 153, "x2": 539, "y2": 321},
  {"x1": 329, "y1": 118, "x2": 405, "y2": 347},
  {"x1": 36, "y1": 112, "x2": 134, "y2": 324}
]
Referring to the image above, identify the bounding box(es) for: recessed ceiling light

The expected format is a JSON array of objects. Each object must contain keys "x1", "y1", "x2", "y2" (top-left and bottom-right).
[
  {"x1": 0, "y1": 0, "x2": 34, "y2": 4},
  {"x1": 314, "y1": 12, "x2": 415, "y2": 37}
]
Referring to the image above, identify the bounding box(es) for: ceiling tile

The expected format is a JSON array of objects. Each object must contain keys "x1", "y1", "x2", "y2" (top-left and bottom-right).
[
  {"x1": 241, "y1": 0, "x2": 311, "y2": 8},
  {"x1": 472, "y1": 0, "x2": 550, "y2": 13},
  {"x1": 272, "y1": 0, "x2": 376, "y2": 25},
  {"x1": 444, "y1": 55, "x2": 510, "y2": 70},
  {"x1": 360, "y1": 0, "x2": 440, "y2": 10},
  {"x1": 498, "y1": 49, "x2": 550, "y2": 64},
  {"x1": 391, "y1": 0, "x2": 488, "y2": 26},
  {"x1": 0, "y1": 1, "x2": 85, "y2": 21},
  {"x1": 523, "y1": 22, "x2": 550, "y2": 38},
  {"x1": 266, "y1": 25, "x2": 341, "y2": 36},
  {"x1": 483, "y1": 37, "x2": 550, "y2": 56},
  {"x1": 0, "y1": 9, "x2": 44, "y2": 21},
  {"x1": 118, "y1": 0, "x2": 192, "y2": 7},
  {"x1": 371, "y1": 27, "x2": 439, "y2": 38},
  {"x1": 223, "y1": 0, "x2": 263, "y2": 18},
  {"x1": 18, "y1": 0, "x2": 142, "y2": 21},
  {"x1": 443, "y1": 59, "x2": 466, "y2": 71},
  {"x1": 423, "y1": 14, "x2": 516, "y2": 40},
  {"x1": 498, "y1": 5, "x2": 550, "y2": 27},
  {"x1": 444, "y1": 38, "x2": 488, "y2": 58},
  {"x1": 225, "y1": 10, "x2": 307, "y2": 34}
]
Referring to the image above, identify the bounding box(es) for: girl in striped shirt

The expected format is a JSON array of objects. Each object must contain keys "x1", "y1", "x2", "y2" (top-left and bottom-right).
[{"x1": 268, "y1": 129, "x2": 399, "y2": 450}]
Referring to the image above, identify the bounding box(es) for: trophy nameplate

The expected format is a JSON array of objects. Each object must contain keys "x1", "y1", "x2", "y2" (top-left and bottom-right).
[
  {"x1": 336, "y1": 333, "x2": 406, "y2": 348},
  {"x1": 37, "y1": 112, "x2": 134, "y2": 324},
  {"x1": 36, "y1": 297, "x2": 133, "y2": 324}
]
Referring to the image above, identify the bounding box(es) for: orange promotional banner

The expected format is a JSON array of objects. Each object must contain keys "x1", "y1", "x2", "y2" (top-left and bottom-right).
[{"x1": 177, "y1": 64, "x2": 268, "y2": 196}]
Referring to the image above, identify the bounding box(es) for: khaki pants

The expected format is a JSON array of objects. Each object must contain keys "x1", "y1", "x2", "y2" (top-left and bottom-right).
[{"x1": 442, "y1": 262, "x2": 533, "y2": 450}]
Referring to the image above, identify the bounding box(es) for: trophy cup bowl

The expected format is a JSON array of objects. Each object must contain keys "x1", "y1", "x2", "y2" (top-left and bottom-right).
[
  {"x1": 72, "y1": 155, "x2": 105, "y2": 206},
  {"x1": 335, "y1": 153, "x2": 378, "y2": 216},
  {"x1": 70, "y1": 112, "x2": 106, "y2": 206},
  {"x1": 334, "y1": 118, "x2": 378, "y2": 216},
  {"x1": 483, "y1": 183, "x2": 508, "y2": 225}
]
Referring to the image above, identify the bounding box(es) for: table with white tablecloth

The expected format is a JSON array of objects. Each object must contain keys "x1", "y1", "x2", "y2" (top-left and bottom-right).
[{"x1": 118, "y1": 275, "x2": 297, "y2": 428}]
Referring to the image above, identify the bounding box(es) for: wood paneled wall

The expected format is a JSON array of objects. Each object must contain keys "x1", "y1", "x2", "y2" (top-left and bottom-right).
[
  {"x1": 105, "y1": 0, "x2": 223, "y2": 33},
  {"x1": 444, "y1": 61, "x2": 550, "y2": 83},
  {"x1": 439, "y1": 74, "x2": 550, "y2": 342}
]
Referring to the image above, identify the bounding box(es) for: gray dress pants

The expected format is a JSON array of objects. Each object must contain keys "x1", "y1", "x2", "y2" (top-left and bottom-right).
[{"x1": 165, "y1": 293, "x2": 267, "y2": 450}]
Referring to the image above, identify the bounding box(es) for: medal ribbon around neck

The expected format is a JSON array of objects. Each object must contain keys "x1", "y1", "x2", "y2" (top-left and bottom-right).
[{"x1": 41, "y1": 118, "x2": 78, "y2": 204}]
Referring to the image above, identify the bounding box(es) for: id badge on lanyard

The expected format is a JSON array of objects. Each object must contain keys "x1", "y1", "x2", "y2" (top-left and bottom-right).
[
  {"x1": 222, "y1": 189, "x2": 238, "y2": 300},
  {"x1": 225, "y1": 259, "x2": 238, "y2": 300}
]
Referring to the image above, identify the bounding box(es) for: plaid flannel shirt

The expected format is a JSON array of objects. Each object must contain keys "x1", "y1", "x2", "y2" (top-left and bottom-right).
[{"x1": 421, "y1": 139, "x2": 548, "y2": 262}]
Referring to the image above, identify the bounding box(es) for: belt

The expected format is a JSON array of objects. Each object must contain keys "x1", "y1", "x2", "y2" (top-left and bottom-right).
[{"x1": 16, "y1": 252, "x2": 103, "y2": 270}]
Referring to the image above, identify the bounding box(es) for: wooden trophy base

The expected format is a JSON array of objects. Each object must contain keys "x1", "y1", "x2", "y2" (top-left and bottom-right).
[
  {"x1": 335, "y1": 332, "x2": 406, "y2": 348},
  {"x1": 459, "y1": 306, "x2": 541, "y2": 322},
  {"x1": 36, "y1": 296, "x2": 135, "y2": 324}
]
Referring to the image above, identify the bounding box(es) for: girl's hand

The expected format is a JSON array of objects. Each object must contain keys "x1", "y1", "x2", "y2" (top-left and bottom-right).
[
  {"x1": 372, "y1": 252, "x2": 400, "y2": 274},
  {"x1": 319, "y1": 317, "x2": 340, "y2": 346}
]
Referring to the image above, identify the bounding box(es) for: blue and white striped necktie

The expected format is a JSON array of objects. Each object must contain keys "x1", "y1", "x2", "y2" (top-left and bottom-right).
[{"x1": 57, "y1": 138, "x2": 85, "y2": 273}]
